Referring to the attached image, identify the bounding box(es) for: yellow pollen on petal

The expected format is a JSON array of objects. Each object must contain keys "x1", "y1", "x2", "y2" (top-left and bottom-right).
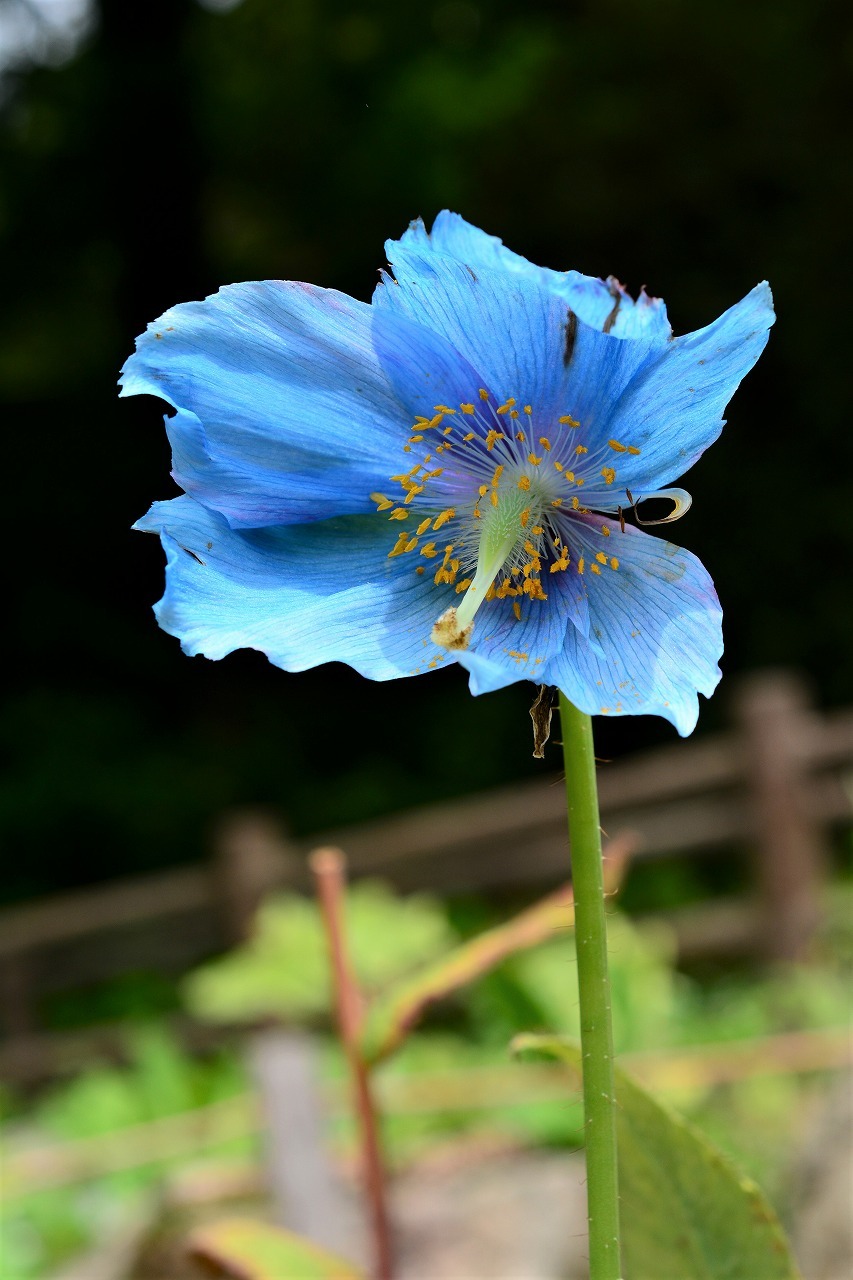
[
  {"x1": 539, "y1": 437, "x2": 552, "y2": 451},
  {"x1": 559, "y1": 415, "x2": 580, "y2": 427},
  {"x1": 591, "y1": 564, "x2": 602, "y2": 575},
  {"x1": 517, "y1": 475, "x2": 531, "y2": 491},
  {"x1": 433, "y1": 508, "x2": 456, "y2": 530},
  {"x1": 416, "y1": 565, "x2": 425, "y2": 575},
  {"x1": 610, "y1": 557, "x2": 620, "y2": 570},
  {"x1": 596, "y1": 551, "x2": 608, "y2": 564},
  {"x1": 601, "y1": 525, "x2": 611, "y2": 536},
  {"x1": 479, "y1": 387, "x2": 489, "y2": 400},
  {"x1": 460, "y1": 403, "x2": 475, "y2": 414},
  {"x1": 371, "y1": 492, "x2": 394, "y2": 511},
  {"x1": 578, "y1": 556, "x2": 585, "y2": 574},
  {"x1": 485, "y1": 429, "x2": 505, "y2": 450},
  {"x1": 601, "y1": 467, "x2": 616, "y2": 485},
  {"x1": 513, "y1": 601, "x2": 522, "y2": 621}
]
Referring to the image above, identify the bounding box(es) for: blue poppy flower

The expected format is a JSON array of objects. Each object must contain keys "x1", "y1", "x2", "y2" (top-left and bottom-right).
[{"x1": 123, "y1": 212, "x2": 773, "y2": 736}]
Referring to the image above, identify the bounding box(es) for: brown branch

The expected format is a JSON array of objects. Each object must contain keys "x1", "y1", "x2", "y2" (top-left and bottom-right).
[{"x1": 310, "y1": 847, "x2": 393, "y2": 1280}]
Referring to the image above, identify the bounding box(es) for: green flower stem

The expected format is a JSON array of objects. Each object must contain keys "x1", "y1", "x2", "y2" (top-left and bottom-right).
[{"x1": 559, "y1": 693, "x2": 622, "y2": 1280}]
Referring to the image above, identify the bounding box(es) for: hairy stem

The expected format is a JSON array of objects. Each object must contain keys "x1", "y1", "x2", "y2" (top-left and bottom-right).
[{"x1": 559, "y1": 694, "x2": 622, "y2": 1280}]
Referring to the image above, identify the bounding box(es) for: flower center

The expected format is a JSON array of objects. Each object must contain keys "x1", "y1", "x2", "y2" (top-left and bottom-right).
[{"x1": 369, "y1": 390, "x2": 635, "y2": 651}]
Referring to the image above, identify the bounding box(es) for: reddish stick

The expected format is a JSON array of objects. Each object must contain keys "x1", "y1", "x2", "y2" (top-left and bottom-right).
[{"x1": 310, "y1": 847, "x2": 394, "y2": 1280}]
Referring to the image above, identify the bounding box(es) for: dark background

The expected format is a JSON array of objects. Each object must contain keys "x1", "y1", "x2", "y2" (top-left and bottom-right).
[{"x1": 2, "y1": 0, "x2": 851, "y2": 905}]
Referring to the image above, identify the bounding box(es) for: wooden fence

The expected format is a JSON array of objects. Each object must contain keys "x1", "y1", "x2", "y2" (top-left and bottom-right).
[{"x1": 1, "y1": 669, "x2": 851, "y2": 1081}]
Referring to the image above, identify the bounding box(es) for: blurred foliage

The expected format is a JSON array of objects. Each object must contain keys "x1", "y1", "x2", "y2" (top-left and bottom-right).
[
  {"x1": 2, "y1": 883, "x2": 850, "y2": 1275},
  {"x1": 1, "y1": 0, "x2": 851, "y2": 899},
  {"x1": 184, "y1": 880, "x2": 453, "y2": 1023}
]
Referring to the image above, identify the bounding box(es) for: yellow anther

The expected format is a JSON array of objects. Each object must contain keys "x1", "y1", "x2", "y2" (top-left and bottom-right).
[
  {"x1": 404, "y1": 536, "x2": 418, "y2": 552},
  {"x1": 490, "y1": 490, "x2": 499, "y2": 507},
  {"x1": 511, "y1": 566, "x2": 521, "y2": 576},
  {"x1": 610, "y1": 557, "x2": 620, "y2": 570},
  {"x1": 491, "y1": 464, "x2": 505, "y2": 486},
  {"x1": 627, "y1": 445, "x2": 641, "y2": 455},
  {"x1": 416, "y1": 565, "x2": 425, "y2": 575},
  {"x1": 433, "y1": 508, "x2": 456, "y2": 530},
  {"x1": 578, "y1": 556, "x2": 585, "y2": 574},
  {"x1": 523, "y1": 539, "x2": 536, "y2": 555},
  {"x1": 409, "y1": 434, "x2": 424, "y2": 443},
  {"x1": 387, "y1": 533, "x2": 411, "y2": 558},
  {"x1": 389, "y1": 508, "x2": 408, "y2": 520},
  {"x1": 463, "y1": 432, "x2": 475, "y2": 442},
  {"x1": 426, "y1": 467, "x2": 444, "y2": 478},
  {"x1": 591, "y1": 563, "x2": 602, "y2": 575},
  {"x1": 455, "y1": 578, "x2": 473, "y2": 594},
  {"x1": 554, "y1": 461, "x2": 564, "y2": 472},
  {"x1": 601, "y1": 525, "x2": 611, "y2": 536},
  {"x1": 473, "y1": 506, "x2": 481, "y2": 519},
  {"x1": 371, "y1": 492, "x2": 394, "y2": 511},
  {"x1": 516, "y1": 431, "x2": 526, "y2": 441},
  {"x1": 442, "y1": 424, "x2": 453, "y2": 436},
  {"x1": 539, "y1": 437, "x2": 552, "y2": 451},
  {"x1": 520, "y1": 508, "x2": 531, "y2": 527},
  {"x1": 420, "y1": 542, "x2": 438, "y2": 558},
  {"x1": 575, "y1": 444, "x2": 588, "y2": 455},
  {"x1": 559, "y1": 414, "x2": 581, "y2": 427},
  {"x1": 403, "y1": 484, "x2": 425, "y2": 504},
  {"x1": 478, "y1": 484, "x2": 488, "y2": 498},
  {"x1": 460, "y1": 403, "x2": 475, "y2": 414},
  {"x1": 434, "y1": 404, "x2": 456, "y2": 414},
  {"x1": 427, "y1": 413, "x2": 445, "y2": 429},
  {"x1": 528, "y1": 452, "x2": 542, "y2": 466},
  {"x1": 572, "y1": 497, "x2": 580, "y2": 510},
  {"x1": 508, "y1": 409, "x2": 518, "y2": 419},
  {"x1": 414, "y1": 415, "x2": 430, "y2": 425},
  {"x1": 485, "y1": 429, "x2": 505, "y2": 451},
  {"x1": 524, "y1": 405, "x2": 532, "y2": 415},
  {"x1": 531, "y1": 525, "x2": 544, "y2": 536},
  {"x1": 550, "y1": 548, "x2": 570, "y2": 573},
  {"x1": 479, "y1": 387, "x2": 489, "y2": 400},
  {"x1": 517, "y1": 475, "x2": 531, "y2": 491},
  {"x1": 596, "y1": 551, "x2": 608, "y2": 564},
  {"x1": 601, "y1": 467, "x2": 616, "y2": 485},
  {"x1": 608, "y1": 439, "x2": 628, "y2": 453},
  {"x1": 496, "y1": 398, "x2": 516, "y2": 415},
  {"x1": 576, "y1": 478, "x2": 585, "y2": 486},
  {"x1": 513, "y1": 601, "x2": 522, "y2": 621},
  {"x1": 551, "y1": 498, "x2": 564, "y2": 508},
  {"x1": 416, "y1": 518, "x2": 432, "y2": 535}
]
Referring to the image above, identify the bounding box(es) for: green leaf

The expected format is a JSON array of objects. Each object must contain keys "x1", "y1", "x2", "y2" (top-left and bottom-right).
[
  {"x1": 361, "y1": 885, "x2": 577, "y2": 1065},
  {"x1": 184, "y1": 881, "x2": 453, "y2": 1025},
  {"x1": 512, "y1": 1035, "x2": 801, "y2": 1280},
  {"x1": 189, "y1": 1218, "x2": 364, "y2": 1280}
]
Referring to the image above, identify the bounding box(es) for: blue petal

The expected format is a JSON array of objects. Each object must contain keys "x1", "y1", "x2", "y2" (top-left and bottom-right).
[
  {"x1": 588, "y1": 282, "x2": 775, "y2": 495},
  {"x1": 542, "y1": 516, "x2": 723, "y2": 736},
  {"x1": 121, "y1": 282, "x2": 414, "y2": 528},
  {"x1": 134, "y1": 496, "x2": 462, "y2": 681},
  {"x1": 375, "y1": 246, "x2": 661, "y2": 433},
  {"x1": 392, "y1": 213, "x2": 672, "y2": 340}
]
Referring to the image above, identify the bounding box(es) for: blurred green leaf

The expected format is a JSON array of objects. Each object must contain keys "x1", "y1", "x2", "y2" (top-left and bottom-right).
[
  {"x1": 190, "y1": 1218, "x2": 363, "y2": 1279},
  {"x1": 184, "y1": 882, "x2": 453, "y2": 1025},
  {"x1": 512, "y1": 1035, "x2": 801, "y2": 1280},
  {"x1": 361, "y1": 885, "x2": 576, "y2": 1065}
]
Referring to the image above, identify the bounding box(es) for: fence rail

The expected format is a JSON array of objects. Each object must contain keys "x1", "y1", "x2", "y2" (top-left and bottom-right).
[{"x1": 1, "y1": 669, "x2": 851, "y2": 1078}]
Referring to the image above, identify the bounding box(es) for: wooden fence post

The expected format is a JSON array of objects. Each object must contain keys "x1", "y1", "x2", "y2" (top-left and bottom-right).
[
  {"x1": 734, "y1": 671, "x2": 829, "y2": 962},
  {"x1": 212, "y1": 810, "x2": 301, "y2": 944}
]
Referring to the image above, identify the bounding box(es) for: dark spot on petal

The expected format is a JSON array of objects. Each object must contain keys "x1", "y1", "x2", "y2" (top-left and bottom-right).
[
  {"x1": 180, "y1": 545, "x2": 205, "y2": 565},
  {"x1": 154, "y1": 332, "x2": 162, "y2": 339},
  {"x1": 563, "y1": 309, "x2": 578, "y2": 366},
  {"x1": 465, "y1": 264, "x2": 478, "y2": 281},
  {"x1": 603, "y1": 282, "x2": 622, "y2": 333}
]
